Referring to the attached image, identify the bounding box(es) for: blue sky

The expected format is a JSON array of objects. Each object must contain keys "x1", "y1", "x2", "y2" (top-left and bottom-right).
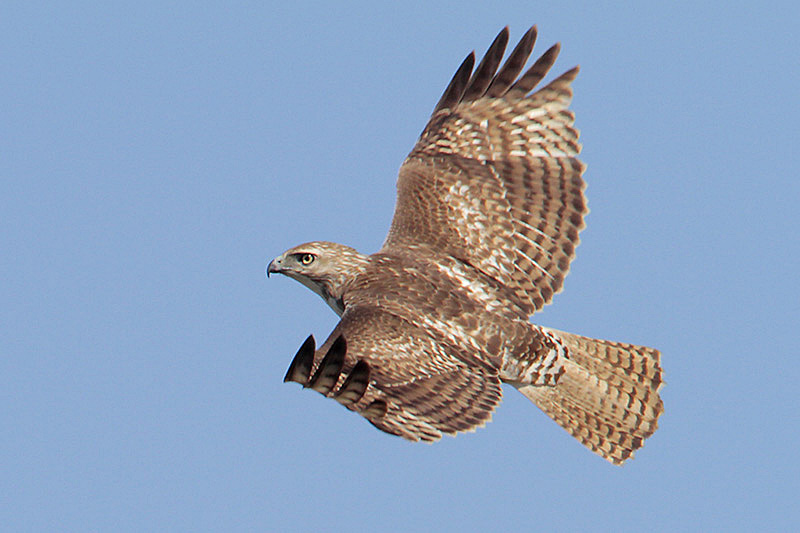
[{"x1": 2, "y1": 2, "x2": 799, "y2": 531}]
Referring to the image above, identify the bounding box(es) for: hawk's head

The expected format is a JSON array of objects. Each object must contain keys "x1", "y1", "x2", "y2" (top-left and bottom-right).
[{"x1": 267, "y1": 241, "x2": 368, "y2": 316}]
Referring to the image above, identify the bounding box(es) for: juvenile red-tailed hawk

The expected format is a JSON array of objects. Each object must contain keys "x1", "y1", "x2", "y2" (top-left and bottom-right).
[{"x1": 268, "y1": 26, "x2": 663, "y2": 464}]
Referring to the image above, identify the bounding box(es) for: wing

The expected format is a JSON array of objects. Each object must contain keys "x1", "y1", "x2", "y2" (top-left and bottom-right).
[
  {"x1": 382, "y1": 26, "x2": 587, "y2": 316},
  {"x1": 284, "y1": 305, "x2": 503, "y2": 441}
]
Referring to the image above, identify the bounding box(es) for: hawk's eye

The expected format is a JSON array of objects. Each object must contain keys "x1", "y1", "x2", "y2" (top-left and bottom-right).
[{"x1": 300, "y1": 253, "x2": 315, "y2": 266}]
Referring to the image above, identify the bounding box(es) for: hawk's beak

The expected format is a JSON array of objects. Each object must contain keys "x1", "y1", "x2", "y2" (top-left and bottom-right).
[{"x1": 267, "y1": 258, "x2": 281, "y2": 278}]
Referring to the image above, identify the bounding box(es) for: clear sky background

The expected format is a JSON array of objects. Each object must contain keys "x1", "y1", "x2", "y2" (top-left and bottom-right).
[{"x1": 3, "y1": 2, "x2": 799, "y2": 531}]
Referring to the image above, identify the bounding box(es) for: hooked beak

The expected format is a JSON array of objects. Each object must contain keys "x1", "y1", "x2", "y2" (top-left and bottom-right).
[{"x1": 267, "y1": 257, "x2": 282, "y2": 278}]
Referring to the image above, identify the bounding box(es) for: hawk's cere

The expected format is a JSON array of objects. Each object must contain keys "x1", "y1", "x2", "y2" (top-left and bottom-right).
[{"x1": 268, "y1": 26, "x2": 663, "y2": 464}]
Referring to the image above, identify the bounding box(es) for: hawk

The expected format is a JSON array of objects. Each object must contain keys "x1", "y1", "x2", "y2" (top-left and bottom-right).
[{"x1": 268, "y1": 26, "x2": 663, "y2": 464}]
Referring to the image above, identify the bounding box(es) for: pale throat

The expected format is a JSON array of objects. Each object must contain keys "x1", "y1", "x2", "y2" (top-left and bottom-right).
[{"x1": 286, "y1": 272, "x2": 345, "y2": 316}]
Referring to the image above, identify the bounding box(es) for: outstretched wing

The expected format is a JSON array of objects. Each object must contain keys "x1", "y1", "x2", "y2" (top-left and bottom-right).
[
  {"x1": 382, "y1": 26, "x2": 587, "y2": 316},
  {"x1": 284, "y1": 305, "x2": 503, "y2": 441}
]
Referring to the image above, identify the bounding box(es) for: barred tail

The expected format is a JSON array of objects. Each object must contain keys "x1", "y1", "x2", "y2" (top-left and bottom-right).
[{"x1": 515, "y1": 328, "x2": 664, "y2": 465}]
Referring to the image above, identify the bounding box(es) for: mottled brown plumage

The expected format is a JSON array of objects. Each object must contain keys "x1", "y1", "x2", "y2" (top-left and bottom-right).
[{"x1": 269, "y1": 26, "x2": 663, "y2": 464}]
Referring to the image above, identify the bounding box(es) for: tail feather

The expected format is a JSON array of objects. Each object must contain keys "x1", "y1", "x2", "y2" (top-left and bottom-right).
[{"x1": 515, "y1": 328, "x2": 664, "y2": 465}]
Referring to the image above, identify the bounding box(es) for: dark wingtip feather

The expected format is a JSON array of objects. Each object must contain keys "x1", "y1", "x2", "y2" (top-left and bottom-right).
[
  {"x1": 461, "y1": 27, "x2": 509, "y2": 103},
  {"x1": 308, "y1": 335, "x2": 346, "y2": 394},
  {"x1": 431, "y1": 51, "x2": 475, "y2": 115},
  {"x1": 556, "y1": 64, "x2": 580, "y2": 84},
  {"x1": 508, "y1": 42, "x2": 562, "y2": 96},
  {"x1": 486, "y1": 25, "x2": 537, "y2": 98},
  {"x1": 283, "y1": 335, "x2": 315, "y2": 384},
  {"x1": 334, "y1": 360, "x2": 371, "y2": 405},
  {"x1": 532, "y1": 63, "x2": 580, "y2": 103}
]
